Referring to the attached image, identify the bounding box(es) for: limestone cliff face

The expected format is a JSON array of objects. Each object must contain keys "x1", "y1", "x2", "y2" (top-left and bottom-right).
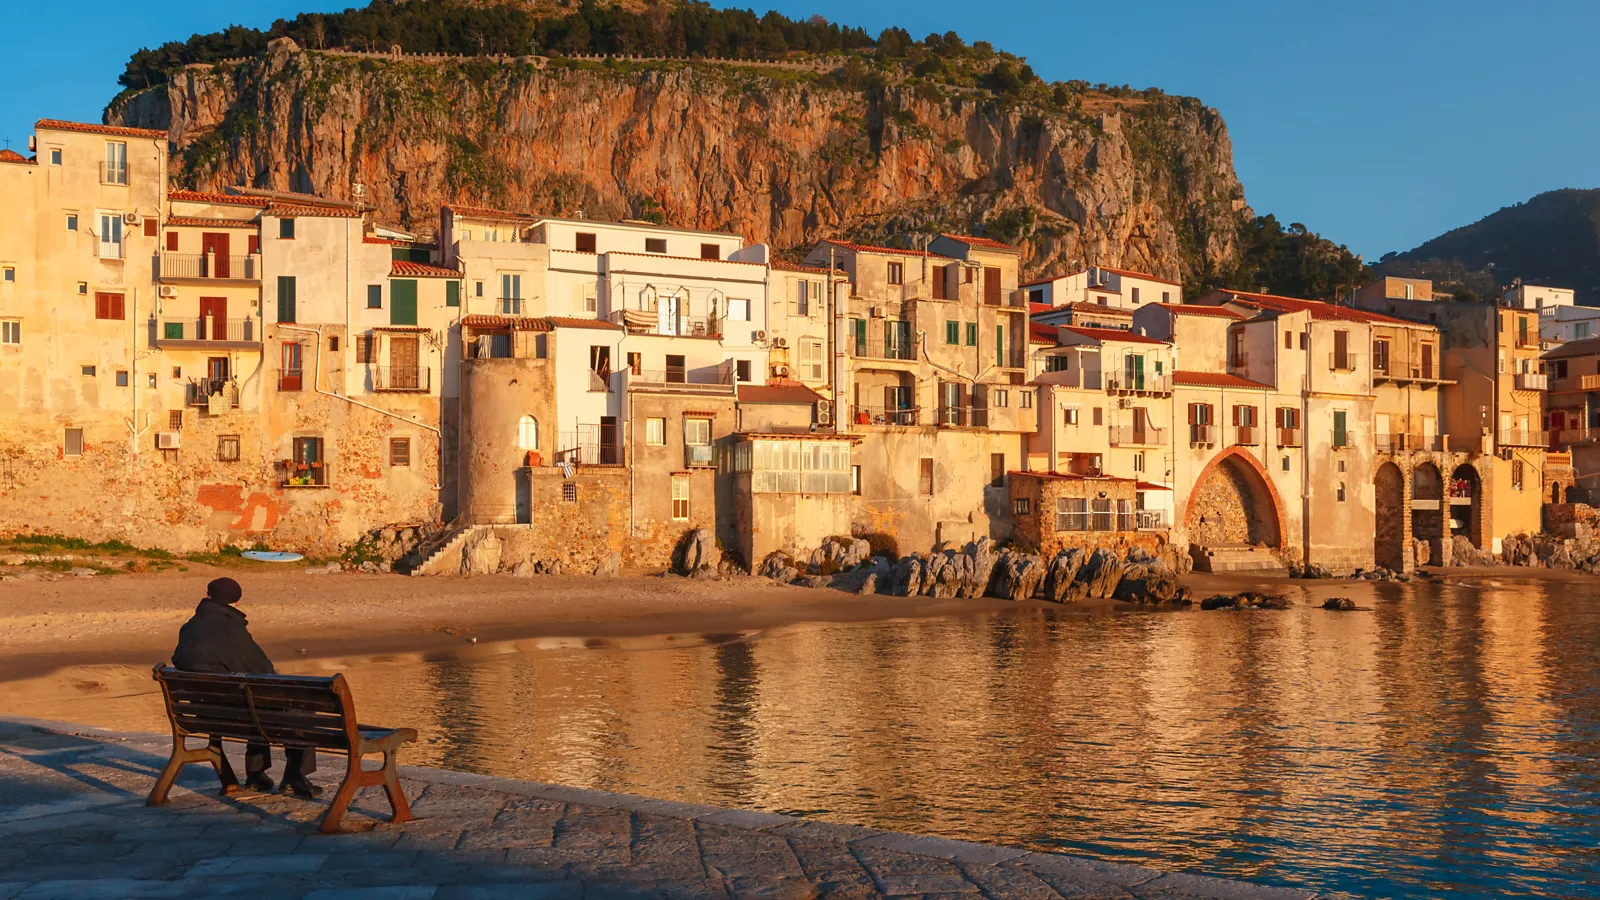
[{"x1": 112, "y1": 45, "x2": 1252, "y2": 282}]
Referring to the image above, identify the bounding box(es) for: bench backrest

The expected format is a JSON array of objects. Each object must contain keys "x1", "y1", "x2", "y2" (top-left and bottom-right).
[{"x1": 152, "y1": 665, "x2": 361, "y2": 750}]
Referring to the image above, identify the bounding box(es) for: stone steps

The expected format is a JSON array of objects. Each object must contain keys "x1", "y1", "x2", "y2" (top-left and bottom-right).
[
  {"x1": 1192, "y1": 544, "x2": 1289, "y2": 576},
  {"x1": 409, "y1": 525, "x2": 477, "y2": 576}
]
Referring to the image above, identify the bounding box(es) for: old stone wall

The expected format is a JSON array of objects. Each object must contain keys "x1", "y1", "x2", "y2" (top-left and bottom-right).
[{"x1": 1187, "y1": 458, "x2": 1273, "y2": 546}]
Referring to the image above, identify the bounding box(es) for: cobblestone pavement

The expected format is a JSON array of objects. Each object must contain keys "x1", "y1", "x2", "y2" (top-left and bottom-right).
[{"x1": 0, "y1": 719, "x2": 1337, "y2": 900}]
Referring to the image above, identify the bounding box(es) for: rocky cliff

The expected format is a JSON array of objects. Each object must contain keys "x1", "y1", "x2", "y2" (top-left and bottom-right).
[{"x1": 111, "y1": 42, "x2": 1253, "y2": 282}]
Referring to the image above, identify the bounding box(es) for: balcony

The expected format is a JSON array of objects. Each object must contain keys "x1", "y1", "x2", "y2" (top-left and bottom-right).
[
  {"x1": 684, "y1": 443, "x2": 715, "y2": 468},
  {"x1": 1514, "y1": 372, "x2": 1549, "y2": 391},
  {"x1": 556, "y1": 427, "x2": 620, "y2": 466},
  {"x1": 1232, "y1": 426, "x2": 1259, "y2": 446},
  {"x1": 153, "y1": 316, "x2": 260, "y2": 349},
  {"x1": 280, "y1": 461, "x2": 328, "y2": 488},
  {"x1": 1108, "y1": 425, "x2": 1166, "y2": 447},
  {"x1": 158, "y1": 253, "x2": 261, "y2": 282},
  {"x1": 278, "y1": 369, "x2": 304, "y2": 392},
  {"x1": 1377, "y1": 433, "x2": 1444, "y2": 453},
  {"x1": 860, "y1": 338, "x2": 917, "y2": 362},
  {"x1": 1189, "y1": 424, "x2": 1214, "y2": 447},
  {"x1": 625, "y1": 367, "x2": 736, "y2": 394},
  {"x1": 185, "y1": 377, "x2": 235, "y2": 408},
  {"x1": 101, "y1": 161, "x2": 128, "y2": 185},
  {"x1": 1498, "y1": 429, "x2": 1549, "y2": 448},
  {"x1": 372, "y1": 366, "x2": 431, "y2": 392},
  {"x1": 1582, "y1": 375, "x2": 1600, "y2": 391},
  {"x1": 1277, "y1": 427, "x2": 1302, "y2": 448},
  {"x1": 1328, "y1": 352, "x2": 1360, "y2": 373},
  {"x1": 1135, "y1": 509, "x2": 1169, "y2": 531},
  {"x1": 1333, "y1": 432, "x2": 1357, "y2": 450},
  {"x1": 851, "y1": 405, "x2": 919, "y2": 426},
  {"x1": 613, "y1": 308, "x2": 723, "y2": 338},
  {"x1": 1105, "y1": 374, "x2": 1171, "y2": 395}
]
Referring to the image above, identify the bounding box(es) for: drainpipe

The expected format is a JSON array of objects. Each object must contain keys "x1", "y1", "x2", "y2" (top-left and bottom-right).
[{"x1": 1301, "y1": 323, "x2": 1312, "y2": 566}]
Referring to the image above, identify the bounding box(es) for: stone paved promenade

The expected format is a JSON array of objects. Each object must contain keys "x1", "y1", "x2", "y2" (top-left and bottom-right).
[{"x1": 0, "y1": 719, "x2": 1334, "y2": 900}]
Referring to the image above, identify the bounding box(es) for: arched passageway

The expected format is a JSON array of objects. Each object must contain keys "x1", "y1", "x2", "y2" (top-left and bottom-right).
[
  {"x1": 1412, "y1": 462, "x2": 1443, "y2": 566},
  {"x1": 1374, "y1": 462, "x2": 1406, "y2": 570},
  {"x1": 1185, "y1": 450, "x2": 1283, "y2": 548}
]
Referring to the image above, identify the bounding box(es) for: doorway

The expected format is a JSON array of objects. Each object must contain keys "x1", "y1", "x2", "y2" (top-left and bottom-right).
[
  {"x1": 199, "y1": 296, "x2": 227, "y2": 340},
  {"x1": 202, "y1": 233, "x2": 230, "y2": 278},
  {"x1": 390, "y1": 336, "x2": 420, "y2": 389}
]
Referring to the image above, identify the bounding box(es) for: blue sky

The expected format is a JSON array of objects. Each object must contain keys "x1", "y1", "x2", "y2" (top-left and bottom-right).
[{"x1": 3, "y1": 0, "x2": 1596, "y2": 259}]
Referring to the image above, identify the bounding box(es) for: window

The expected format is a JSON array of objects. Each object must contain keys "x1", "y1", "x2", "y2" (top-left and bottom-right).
[
  {"x1": 1063, "y1": 406, "x2": 1079, "y2": 425},
  {"x1": 49, "y1": 148, "x2": 61, "y2": 166},
  {"x1": 65, "y1": 214, "x2": 77, "y2": 232},
  {"x1": 700, "y1": 243, "x2": 720, "y2": 260},
  {"x1": 446, "y1": 281, "x2": 460, "y2": 308},
  {"x1": 367, "y1": 285, "x2": 382, "y2": 308},
  {"x1": 500, "y1": 273, "x2": 522, "y2": 315},
  {"x1": 1055, "y1": 498, "x2": 1088, "y2": 532},
  {"x1": 666, "y1": 354, "x2": 686, "y2": 382},
  {"x1": 627, "y1": 352, "x2": 642, "y2": 375},
  {"x1": 728, "y1": 298, "x2": 750, "y2": 321},
  {"x1": 1284, "y1": 331, "x2": 1292, "y2": 350},
  {"x1": 1134, "y1": 451, "x2": 1146, "y2": 473},
  {"x1": 0, "y1": 320, "x2": 18, "y2": 345},
  {"x1": 165, "y1": 231, "x2": 178, "y2": 252},
  {"x1": 171, "y1": 366, "x2": 181, "y2": 379},
  {"x1": 146, "y1": 372, "x2": 155, "y2": 387},
  {"x1": 990, "y1": 453, "x2": 1006, "y2": 487},
  {"x1": 1337, "y1": 482, "x2": 1347, "y2": 502},
  {"x1": 685, "y1": 418, "x2": 712, "y2": 446},
  {"x1": 946, "y1": 321, "x2": 960, "y2": 345},
  {"x1": 289, "y1": 437, "x2": 325, "y2": 485},
  {"x1": 1131, "y1": 287, "x2": 1141, "y2": 305},
  {"x1": 1373, "y1": 339, "x2": 1389, "y2": 372},
  {"x1": 98, "y1": 213, "x2": 122, "y2": 258},
  {"x1": 1299, "y1": 333, "x2": 1309, "y2": 351},
  {"x1": 517, "y1": 415, "x2": 540, "y2": 451},
  {"x1": 1014, "y1": 497, "x2": 1031, "y2": 516},
  {"x1": 329, "y1": 336, "x2": 339, "y2": 353},
  {"x1": 562, "y1": 482, "x2": 578, "y2": 502},
  {"x1": 1283, "y1": 456, "x2": 1291, "y2": 472},
  {"x1": 1093, "y1": 407, "x2": 1103, "y2": 426},
  {"x1": 993, "y1": 389, "x2": 1009, "y2": 408},
  {"x1": 64, "y1": 428, "x2": 83, "y2": 457},
  {"x1": 278, "y1": 218, "x2": 295, "y2": 239},
  {"x1": 646, "y1": 418, "x2": 665, "y2": 446},
  {"x1": 115, "y1": 371, "x2": 128, "y2": 387},
  {"x1": 736, "y1": 359, "x2": 751, "y2": 383},
  {"x1": 671, "y1": 475, "x2": 690, "y2": 520},
  {"x1": 964, "y1": 267, "x2": 974, "y2": 284},
  {"x1": 356, "y1": 334, "x2": 373, "y2": 363},
  {"x1": 390, "y1": 438, "x2": 411, "y2": 467},
  {"x1": 1333, "y1": 410, "x2": 1349, "y2": 448},
  {"x1": 1020, "y1": 391, "x2": 1033, "y2": 409},
  {"x1": 645, "y1": 237, "x2": 667, "y2": 253},
  {"x1": 887, "y1": 262, "x2": 903, "y2": 285},
  {"x1": 217, "y1": 435, "x2": 240, "y2": 462},
  {"x1": 851, "y1": 465, "x2": 861, "y2": 495},
  {"x1": 1512, "y1": 459, "x2": 1525, "y2": 491},
  {"x1": 144, "y1": 219, "x2": 157, "y2": 237},
  {"x1": 81, "y1": 365, "x2": 95, "y2": 377},
  {"x1": 575, "y1": 232, "x2": 596, "y2": 253},
  {"x1": 1162, "y1": 291, "x2": 1171, "y2": 303},
  {"x1": 1332, "y1": 330, "x2": 1351, "y2": 369},
  {"x1": 94, "y1": 292, "x2": 124, "y2": 320},
  {"x1": 796, "y1": 280, "x2": 811, "y2": 316},
  {"x1": 474, "y1": 281, "x2": 484, "y2": 298},
  {"x1": 919, "y1": 457, "x2": 934, "y2": 495},
  {"x1": 801, "y1": 340, "x2": 824, "y2": 381},
  {"x1": 168, "y1": 410, "x2": 183, "y2": 431},
  {"x1": 277, "y1": 276, "x2": 297, "y2": 323},
  {"x1": 76, "y1": 282, "x2": 87, "y2": 295},
  {"x1": 965, "y1": 322, "x2": 977, "y2": 346}
]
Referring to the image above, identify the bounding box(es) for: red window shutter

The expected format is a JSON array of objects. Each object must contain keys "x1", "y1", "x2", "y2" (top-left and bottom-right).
[
  {"x1": 144, "y1": 219, "x2": 158, "y2": 237},
  {"x1": 166, "y1": 231, "x2": 178, "y2": 252},
  {"x1": 1187, "y1": 403, "x2": 1195, "y2": 424},
  {"x1": 248, "y1": 235, "x2": 260, "y2": 255}
]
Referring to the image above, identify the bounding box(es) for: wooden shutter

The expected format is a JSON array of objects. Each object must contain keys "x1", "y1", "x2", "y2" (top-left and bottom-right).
[
  {"x1": 445, "y1": 280, "x2": 460, "y2": 308},
  {"x1": 143, "y1": 219, "x2": 157, "y2": 237},
  {"x1": 390, "y1": 279, "x2": 418, "y2": 326},
  {"x1": 1187, "y1": 403, "x2": 1196, "y2": 425},
  {"x1": 248, "y1": 235, "x2": 260, "y2": 255},
  {"x1": 277, "y1": 276, "x2": 296, "y2": 323},
  {"x1": 165, "y1": 231, "x2": 178, "y2": 251},
  {"x1": 984, "y1": 267, "x2": 1001, "y2": 305}
]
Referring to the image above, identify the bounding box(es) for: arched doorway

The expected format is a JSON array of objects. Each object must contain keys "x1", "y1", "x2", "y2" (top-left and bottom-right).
[
  {"x1": 1449, "y1": 464, "x2": 1482, "y2": 548},
  {"x1": 1185, "y1": 450, "x2": 1283, "y2": 548},
  {"x1": 1374, "y1": 462, "x2": 1405, "y2": 570},
  {"x1": 1552, "y1": 481, "x2": 1564, "y2": 505},
  {"x1": 1412, "y1": 462, "x2": 1443, "y2": 566}
]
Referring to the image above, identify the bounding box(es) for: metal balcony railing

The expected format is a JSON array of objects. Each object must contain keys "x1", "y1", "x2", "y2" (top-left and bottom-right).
[
  {"x1": 1135, "y1": 509, "x2": 1169, "y2": 531},
  {"x1": 867, "y1": 338, "x2": 917, "y2": 361},
  {"x1": 278, "y1": 369, "x2": 304, "y2": 392},
  {"x1": 1105, "y1": 374, "x2": 1171, "y2": 393},
  {"x1": 1189, "y1": 424, "x2": 1214, "y2": 445},
  {"x1": 630, "y1": 368, "x2": 735, "y2": 386},
  {"x1": 158, "y1": 253, "x2": 261, "y2": 280},
  {"x1": 1108, "y1": 425, "x2": 1166, "y2": 446},
  {"x1": 186, "y1": 377, "x2": 234, "y2": 407},
  {"x1": 101, "y1": 162, "x2": 128, "y2": 185},
  {"x1": 684, "y1": 443, "x2": 715, "y2": 468},
  {"x1": 1559, "y1": 428, "x2": 1600, "y2": 445},
  {"x1": 372, "y1": 366, "x2": 430, "y2": 392},
  {"x1": 1277, "y1": 427, "x2": 1302, "y2": 448},
  {"x1": 556, "y1": 428, "x2": 620, "y2": 466},
  {"x1": 1514, "y1": 372, "x2": 1549, "y2": 391},
  {"x1": 850, "y1": 405, "x2": 919, "y2": 426},
  {"x1": 1232, "y1": 425, "x2": 1259, "y2": 446},
  {"x1": 1329, "y1": 352, "x2": 1360, "y2": 372},
  {"x1": 1498, "y1": 429, "x2": 1549, "y2": 447},
  {"x1": 156, "y1": 317, "x2": 258, "y2": 343}
]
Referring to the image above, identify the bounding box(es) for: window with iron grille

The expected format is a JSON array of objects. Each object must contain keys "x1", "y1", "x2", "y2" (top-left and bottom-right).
[
  {"x1": 562, "y1": 482, "x2": 577, "y2": 502},
  {"x1": 217, "y1": 435, "x2": 240, "y2": 462},
  {"x1": 390, "y1": 438, "x2": 410, "y2": 467},
  {"x1": 1014, "y1": 497, "x2": 1030, "y2": 516},
  {"x1": 168, "y1": 410, "x2": 183, "y2": 431}
]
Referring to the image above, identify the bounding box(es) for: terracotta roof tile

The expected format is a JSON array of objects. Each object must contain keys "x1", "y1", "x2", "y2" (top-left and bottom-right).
[
  {"x1": 1172, "y1": 370, "x2": 1274, "y2": 390},
  {"x1": 460, "y1": 314, "x2": 550, "y2": 332},
  {"x1": 1543, "y1": 336, "x2": 1600, "y2": 360},
  {"x1": 737, "y1": 382, "x2": 824, "y2": 404},
  {"x1": 390, "y1": 260, "x2": 460, "y2": 278},
  {"x1": 1092, "y1": 265, "x2": 1181, "y2": 287},
  {"x1": 940, "y1": 232, "x2": 1019, "y2": 253},
  {"x1": 546, "y1": 316, "x2": 624, "y2": 331},
  {"x1": 1062, "y1": 302, "x2": 1133, "y2": 316},
  {"x1": 447, "y1": 203, "x2": 536, "y2": 222},
  {"x1": 1061, "y1": 326, "x2": 1167, "y2": 345},
  {"x1": 1157, "y1": 302, "x2": 1243, "y2": 320},
  {"x1": 771, "y1": 261, "x2": 841, "y2": 275},
  {"x1": 168, "y1": 190, "x2": 270, "y2": 208},
  {"x1": 267, "y1": 203, "x2": 364, "y2": 219},
  {"x1": 165, "y1": 216, "x2": 258, "y2": 229},
  {"x1": 820, "y1": 239, "x2": 956, "y2": 259},
  {"x1": 0, "y1": 149, "x2": 32, "y2": 165},
  {"x1": 1210, "y1": 290, "x2": 1408, "y2": 325},
  {"x1": 36, "y1": 119, "x2": 165, "y2": 139},
  {"x1": 1029, "y1": 323, "x2": 1059, "y2": 345}
]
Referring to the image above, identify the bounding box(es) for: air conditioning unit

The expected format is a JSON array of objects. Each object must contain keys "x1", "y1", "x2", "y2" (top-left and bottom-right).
[
  {"x1": 755, "y1": 330, "x2": 768, "y2": 341},
  {"x1": 123, "y1": 213, "x2": 141, "y2": 226},
  {"x1": 156, "y1": 432, "x2": 181, "y2": 450},
  {"x1": 869, "y1": 306, "x2": 885, "y2": 318},
  {"x1": 158, "y1": 286, "x2": 177, "y2": 299},
  {"x1": 1117, "y1": 398, "x2": 1132, "y2": 409},
  {"x1": 816, "y1": 399, "x2": 833, "y2": 426},
  {"x1": 773, "y1": 337, "x2": 788, "y2": 348},
  {"x1": 773, "y1": 364, "x2": 791, "y2": 378}
]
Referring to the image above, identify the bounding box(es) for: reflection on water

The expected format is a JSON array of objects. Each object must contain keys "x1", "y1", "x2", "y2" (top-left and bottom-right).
[{"x1": 40, "y1": 579, "x2": 1600, "y2": 897}]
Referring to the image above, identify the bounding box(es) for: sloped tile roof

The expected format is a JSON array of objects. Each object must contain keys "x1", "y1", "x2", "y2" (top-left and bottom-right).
[
  {"x1": 1209, "y1": 290, "x2": 1408, "y2": 325},
  {"x1": 36, "y1": 119, "x2": 165, "y2": 139},
  {"x1": 1062, "y1": 325, "x2": 1166, "y2": 345},
  {"x1": 1156, "y1": 303, "x2": 1243, "y2": 320},
  {"x1": 0, "y1": 149, "x2": 33, "y2": 164},
  {"x1": 165, "y1": 216, "x2": 259, "y2": 229},
  {"x1": 168, "y1": 190, "x2": 270, "y2": 208},
  {"x1": 940, "y1": 232, "x2": 1019, "y2": 253},
  {"x1": 738, "y1": 381, "x2": 824, "y2": 404},
  {"x1": 1172, "y1": 370, "x2": 1274, "y2": 390},
  {"x1": 390, "y1": 260, "x2": 460, "y2": 278},
  {"x1": 546, "y1": 316, "x2": 624, "y2": 331},
  {"x1": 460, "y1": 314, "x2": 550, "y2": 332},
  {"x1": 267, "y1": 204, "x2": 364, "y2": 219}
]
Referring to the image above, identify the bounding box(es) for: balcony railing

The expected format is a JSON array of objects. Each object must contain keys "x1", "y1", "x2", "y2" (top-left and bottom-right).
[
  {"x1": 1108, "y1": 425, "x2": 1166, "y2": 447},
  {"x1": 1329, "y1": 352, "x2": 1360, "y2": 372},
  {"x1": 1582, "y1": 374, "x2": 1600, "y2": 391},
  {"x1": 556, "y1": 428, "x2": 620, "y2": 466},
  {"x1": 684, "y1": 443, "x2": 715, "y2": 468},
  {"x1": 372, "y1": 366, "x2": 431, "y2": 392},
  {"x1": 1189, "y1": 424, "x2": 1214, "y2": 446},
  {"x1": 1377, "y1": 433, "x2": 1444, "y2": 453},
  {"x1": 1232, "y1": 425, "x2": 1259, "y2": 446},
  {"x1": 1135, "y1": 509, "x2": 1169, "y2": 531},
  {"x1": 278, "y1": 369, "x2": 304, "y2": 392},
  {"x1": 1498, "y1": 429, "x2": 1549, "y2": 447},
  {"x1": 629, "y1": 368, "x2": 735, "y2": 387},
  {"x1": 851, "y1": 405, "x2": 919, "y2": 426},
  {"x1": 1105, "y1": 374, "x2": 1171, "y2": 394},
  {"x1": 158, "y1": 253, "x2": 261, "y2": 280},
  {"x1": 865, "y1": 338, "x2": 917, "y2": 361},
  {"x1": 1333, "y1": 431, "x2": 1356, "y2": 450},
  {"x1": 101, "y1": 161, "x2": 128, "y2": 185},
  {"x1": 186, "y1": 377, "x2": 234, "y2": 407},
  {"x1": 1514, "y1": 372, "x2": 1549, "y2": 391},
  {"x1": 156, "y1": 316, "x2": 258, "y2": 343},
  {"x1": 1277, "y1": 427, "x2": 1302, "y2": 448}
]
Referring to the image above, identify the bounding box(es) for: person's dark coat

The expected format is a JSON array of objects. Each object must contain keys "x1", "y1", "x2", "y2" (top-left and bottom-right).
[{"x1": 172, "y1": 599, "x2": 275, "y2": 674}]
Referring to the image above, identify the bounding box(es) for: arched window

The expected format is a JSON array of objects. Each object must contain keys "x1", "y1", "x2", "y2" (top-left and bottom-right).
[{"x1": 517, "y1": 415, "x2": 539, "y2": 450}]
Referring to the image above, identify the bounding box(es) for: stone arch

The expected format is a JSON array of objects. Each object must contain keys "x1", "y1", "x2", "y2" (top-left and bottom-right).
[
  {"x1": 1183, "y1": 448, "x2": 1285, "y2": 548},
  {"x1": 1411, "y1": 461, "x2": 1443, "y2": 565},
  {"x1": 1552, "y1": 481, "x2": 1563, "y2": 504},
  {"x1": 1374, "y1": 461, "x2": 1406, "y2": 571},
  {"x1": 1449, "y1": 463, "x2": 1483, "y2": 548}
]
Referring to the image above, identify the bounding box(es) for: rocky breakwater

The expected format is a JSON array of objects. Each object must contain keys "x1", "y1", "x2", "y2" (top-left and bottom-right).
[{"x1": 755, "y1": 537, "x2": 1195, "y2": 606}]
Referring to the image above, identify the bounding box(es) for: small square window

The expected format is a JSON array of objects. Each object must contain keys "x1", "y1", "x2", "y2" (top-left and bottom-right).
[
  {"x1": 76, "y1": 282, "x2": 87, "y2": 295},
  {"x1": 147, "y1": 373, "x2": 157, "y2": 387},
  {"x1": 171, "y1": 366, "x2": 182, "y2": 379},
  {"x1": 736, "y1": 360, "x2": 751, "y2": 382},
  {"x1": 562, "y1": 482, "x2": 577, "y2": 502},
  {"x1": 389, "y1": 437, "x2": 410, "y2": 467},
  {"x1": 474, "y1": 281, "x2": 484, "y2": 298},
  {"x1": 66, "y1": 214, "x2": 77, "y2": 232},
  {"x1": 81, "y1": 365, "x2": 96, "y2": 377},
  {"x1": 329, "y1": 336, "x2": 340, "y2": 352},
  {"x1": 0, "y1": 320, "x2": 19, "y2": 345},
  {"x1": 646, "y1": 238, "x2": 667, "y2": 254},
  {"x1": 367, "y1": 284, "x2": 382, "y2": 308},
  {"x1": 1014, "y1": 497, "x2": 1031, "y2": 516},
  {"x1": 279, "y1": 218, "x2": 296, "y2": 239},
  {"x1": 217, "y1": 434, "x2": 241, "y2": 462},
  {"x1": 1282, "y1": 456, "x2": 1291, "y2": 472},
  {"x1": 2, "y1": 267, "x2": 13, "y2": 283},
  {"x1": 50, "y1": 149, "x2": 62, "y2": 166},
  {"x1": 575, "y1": 232, "x2": 597, "y2": 253},
  {"x1": 168, "y1": 410, "x2": 183, "y2": 431},
  {"x1": 115, "y1": 370, "x2": 128, "y2": 387}
]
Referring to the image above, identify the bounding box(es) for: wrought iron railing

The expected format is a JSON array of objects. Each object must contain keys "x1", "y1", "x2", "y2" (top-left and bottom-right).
[
  {"x1": 372, "y1": 366, "x2": 431, "y2": 392},
  {"x1": 158, "y1": 253, "x2": 261, "y2": 280},
  {"x1": 851, "y1": 406, "x2": 919, "y2": 426},
  {"x1": 156, "y1": 317, "x2": 258, "y2": 343}
]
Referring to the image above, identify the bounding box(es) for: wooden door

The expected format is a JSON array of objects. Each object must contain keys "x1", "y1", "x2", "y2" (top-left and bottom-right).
[
  {"x1": 390, "y1": 336, "x2": 419, "y2": 389},
  {"x1": 280, "y1": 342, "x2": 303, "y2": 391},
  {"x1": 1422, "y1": 343, "x2": 1434, "y2": 379},
  {"x1": 984, "y1": 267, "x2": 1001, "y2": 305},
  {"x1": 202, "y1": 233, "x2": 230, "y2": 278},
  {"x1": 199, "y1": 297, "x2": 227, "y2": 340}
]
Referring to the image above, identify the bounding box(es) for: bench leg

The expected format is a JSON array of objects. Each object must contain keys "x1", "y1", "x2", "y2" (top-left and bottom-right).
[
  {"x1": 381, "y1": 749, "x2": 413, "y2": 825},
  {"x1": 319, "y1": 754, "x2": 367, "y2": 834},
  {"x1": 147, "y1": 737, "x2": 222, "y2": 807}
]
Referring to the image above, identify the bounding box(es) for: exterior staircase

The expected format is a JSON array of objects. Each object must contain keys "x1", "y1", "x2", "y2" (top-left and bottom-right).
[
  {"x1": 409, "y1": 524, "x2": 477, "y2": 576},
  {"x1": 1191, "y1": 543, "x2": 1290, "y2": 576}
]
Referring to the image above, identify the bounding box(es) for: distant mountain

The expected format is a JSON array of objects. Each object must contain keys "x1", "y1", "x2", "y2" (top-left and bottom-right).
[{"x1": 1376, "y1": 188, "x2": 1600, "y2": 304}]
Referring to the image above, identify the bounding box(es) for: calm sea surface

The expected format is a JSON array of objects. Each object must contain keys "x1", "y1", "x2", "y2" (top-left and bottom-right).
[{"x1": 75, "y1": 578, "x2": 1600, "y2": 897}]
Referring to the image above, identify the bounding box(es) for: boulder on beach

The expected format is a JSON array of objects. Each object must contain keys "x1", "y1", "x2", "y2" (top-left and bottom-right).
[
  {"x1": 1322, "y1": 597, "x2": 1356, "y2": 611},
  {"x1": 1041, "y1": 548, "x2": 1086, "y2": 604}
]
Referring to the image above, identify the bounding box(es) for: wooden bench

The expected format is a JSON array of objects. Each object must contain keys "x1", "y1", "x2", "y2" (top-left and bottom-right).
[{"x1": 147, "y1": 664, "x2": 417, "y2": 833}]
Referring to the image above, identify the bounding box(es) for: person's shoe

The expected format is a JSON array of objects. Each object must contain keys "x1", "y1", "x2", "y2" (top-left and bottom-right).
[
  {"x1": 244, "y1": 773, "x2": 275, "y2": 793},
  {"x1": 279, "y1": 775, "x2": 323, "y2": 799}
]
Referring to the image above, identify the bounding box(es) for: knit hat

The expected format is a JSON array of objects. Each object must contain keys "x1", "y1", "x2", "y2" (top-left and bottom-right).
[{"x1": 206, "y1": 577, "x2": 243, "y2": 605}]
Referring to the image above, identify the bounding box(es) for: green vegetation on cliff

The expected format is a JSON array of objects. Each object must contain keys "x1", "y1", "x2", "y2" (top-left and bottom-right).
[{"x1": 1196, "y1": 215, "x2": 1371, "y2": 302}]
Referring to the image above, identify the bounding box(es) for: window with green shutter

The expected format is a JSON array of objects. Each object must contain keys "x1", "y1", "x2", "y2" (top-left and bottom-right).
[
  {"x1": 367, "y1": 285, "x2": 382, "y2": 308},
  {"x1": 390, "y1": 279, "x2": 418, "y2": 326},
  {"x1": 996, "y1": 323, "x2": 1006, "y2": 366},
  {"x1": 1333, "y1": 410, "x2": 1347, "y2": 448},
  {"x1": 276, "y1": 276, "x2": 296, "y2": 323},
  {"x1": 446, "y1": 280, "x2": 460, "y2": 308},
  {"x1": 965, "y1": 322, "x2": 977, "y2": 346},
  {"x1": 946, "y1": 321, "x2": 959, "y2": 345},
  {"x1": 851, "y1": 318, "x2": 866, "y2": 356}
]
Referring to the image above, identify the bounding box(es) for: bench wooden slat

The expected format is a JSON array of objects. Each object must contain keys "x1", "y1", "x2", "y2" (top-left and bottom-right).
[
  {"x1": 169, "y1": 703, "x2": 350, "y2": 739},
  {"x1": 166, "y1": 686, "x2": 347, "y2": 714}
]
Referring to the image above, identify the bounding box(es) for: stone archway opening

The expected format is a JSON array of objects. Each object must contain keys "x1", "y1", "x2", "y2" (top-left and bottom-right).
[
  {"x1": 1449, "y1": 464, "x2": 1483, "y2": 548},
  {"x1": 1412, "y1": 462, "x2": 1443, "y2": 566},
  {"x1": 1185, "y1": 452, "x2": 1282, "y2": 549},
  {"x1": 1374, "y1": 462, "x2": 1405, "y2": 571}
]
